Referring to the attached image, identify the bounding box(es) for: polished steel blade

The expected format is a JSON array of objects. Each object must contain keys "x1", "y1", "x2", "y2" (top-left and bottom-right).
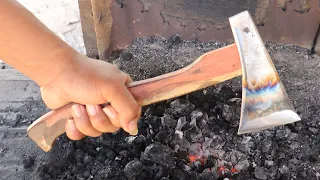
[{"x1": 229, "y1": 11, "x2": 301, "y2": 134}]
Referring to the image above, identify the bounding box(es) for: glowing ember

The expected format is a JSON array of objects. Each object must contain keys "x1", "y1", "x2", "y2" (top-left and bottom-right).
[{"x1": 188, "y1": 154, "x2": 205, "y2": 165}]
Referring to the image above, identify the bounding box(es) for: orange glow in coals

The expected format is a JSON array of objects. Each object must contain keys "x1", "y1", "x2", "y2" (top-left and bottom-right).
[{"x1": 188, "y1": 155, "x2": 205, "y2": 165}]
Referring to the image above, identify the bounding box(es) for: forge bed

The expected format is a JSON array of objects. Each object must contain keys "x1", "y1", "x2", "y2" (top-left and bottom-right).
[{"x1": 0, "y1": 36, "x2": 320, "y2": 180}]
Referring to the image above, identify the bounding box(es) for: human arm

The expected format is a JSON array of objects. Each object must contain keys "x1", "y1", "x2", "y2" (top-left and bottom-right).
[{"x1": 0, "y1": 0, "x2": 141, "y2": 138}]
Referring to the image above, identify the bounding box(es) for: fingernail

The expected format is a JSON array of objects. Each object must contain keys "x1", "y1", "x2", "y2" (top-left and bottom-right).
[
  {"x1": 128, "y1": 121, "x2": 138, "y2": 136},
  {"x1": 68, "y1": 119, "x2": 77, "y2": 131},
  {"x1": 86, "y1": 105, "x2": 97, "y2": 116},
  {"x1": 103, "y1": 106, "x2": 116, "y2": 119},
  {"x1": 72, "y1": 104, "x2": 82, "y2": 118}
]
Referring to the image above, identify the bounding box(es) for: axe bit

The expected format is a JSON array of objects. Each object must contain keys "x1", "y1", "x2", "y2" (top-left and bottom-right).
[
  {"x1": 229, "y1": 11, "x2": 301, "y2": 134},
  {"x1": 27, "y1": 11, "x2": 300, "y2": 152}
]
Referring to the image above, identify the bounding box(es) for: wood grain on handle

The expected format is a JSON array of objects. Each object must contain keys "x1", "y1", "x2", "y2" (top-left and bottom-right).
[{"x1": 27, "y1": 44, "x2": 242, "y2": 152}]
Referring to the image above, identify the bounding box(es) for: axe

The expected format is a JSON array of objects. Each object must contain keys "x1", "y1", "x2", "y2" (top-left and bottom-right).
[{"x1": 27, "y1": 11, "x2": 301, "y2": 152}]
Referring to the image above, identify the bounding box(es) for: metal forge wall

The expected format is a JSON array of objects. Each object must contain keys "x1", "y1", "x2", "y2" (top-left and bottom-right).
[{"x1": 79, "y1": 0, "x2": 319, "y2": 59}]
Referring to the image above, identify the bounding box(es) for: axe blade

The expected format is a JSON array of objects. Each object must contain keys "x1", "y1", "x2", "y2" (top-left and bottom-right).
[{"x1": 229, "y1": 11, "x2": 301, "y2": 134}]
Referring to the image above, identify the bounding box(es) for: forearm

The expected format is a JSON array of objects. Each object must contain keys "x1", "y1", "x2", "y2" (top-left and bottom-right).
[{"x1": 0, "y1": 0, "x2": 80, "y2": 86}]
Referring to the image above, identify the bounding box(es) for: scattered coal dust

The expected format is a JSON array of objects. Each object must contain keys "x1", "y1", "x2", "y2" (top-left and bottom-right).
[{"x1": 4, "y1": 35, "x2": 320, "y2": 180}]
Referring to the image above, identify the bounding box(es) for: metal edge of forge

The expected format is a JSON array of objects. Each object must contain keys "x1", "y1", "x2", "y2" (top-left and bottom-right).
[{"x1": 79, "y1": 0, "x2": 320, "y2": 58}]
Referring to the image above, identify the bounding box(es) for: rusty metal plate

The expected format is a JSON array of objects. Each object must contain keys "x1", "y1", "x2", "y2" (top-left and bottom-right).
[{"x1": 107, "y1": 0, "x2": 319, "y2": 52}]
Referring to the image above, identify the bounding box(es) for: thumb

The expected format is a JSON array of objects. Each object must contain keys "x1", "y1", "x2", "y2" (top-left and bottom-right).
[{"x1": 40, "y1": 87, "x2": 70, "y2": 109}]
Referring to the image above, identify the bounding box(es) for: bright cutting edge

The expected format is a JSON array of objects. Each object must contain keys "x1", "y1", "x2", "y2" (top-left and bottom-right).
[{"x1": 229, "y1": 11, "x2": 301, "y2": 134}]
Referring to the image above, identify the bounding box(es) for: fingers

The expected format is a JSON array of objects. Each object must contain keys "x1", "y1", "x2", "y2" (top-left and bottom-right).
[
  {"x1": 106, "y1": 72, "x2": 141, "y2": 135},
  {"x1": 121, "y1": 71, "x2": 133, "y2": 84},
  {"x1": 104, "y1": 83, "x2": 141, "y2": 135},
  {"x1": 87, "y1": 105, "x2": 120, "y2": 132},
  {"x1": 71, "y1": 104, "x2": 102, "y2": 137},
  {"x1": 127, "y1": 107, "x2": 142, "y2": 135},
  {"x1": 66, "y1": 104, "x2": 120, "y2": 140},
  {"x1": 103, "y1": 105, "x2": 121, "y2": 128},
  {"x1": 66, "y1": 119, "x2": 85, "y2": 140}
]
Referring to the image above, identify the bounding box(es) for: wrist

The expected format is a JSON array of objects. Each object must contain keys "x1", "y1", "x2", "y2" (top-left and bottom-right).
[{"x1": 37, "y1": 48, "x2": 82, "y2": 87}]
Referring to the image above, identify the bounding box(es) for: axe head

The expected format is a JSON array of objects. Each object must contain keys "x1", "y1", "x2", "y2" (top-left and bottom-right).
[{"x1": 229, "y1": 11, "x2": 301, "y2": 134}]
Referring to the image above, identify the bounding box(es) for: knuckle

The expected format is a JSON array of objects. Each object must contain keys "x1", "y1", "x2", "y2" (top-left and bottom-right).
[
  {"x1": 110, "y1": 119, "x2": 121, "y2": 128},
  {"x1": 126, "y1": 104, "x2": 139, "y2": 120},
  {"x1": 91, "y1": 117, "x2": 119, "y2": 133},
  {"x1": 109, "y1": 64, "x2": 121, "y2": 75},
  {"x1": 91, "y1": 118, "x2": 105, "y2": 131}
]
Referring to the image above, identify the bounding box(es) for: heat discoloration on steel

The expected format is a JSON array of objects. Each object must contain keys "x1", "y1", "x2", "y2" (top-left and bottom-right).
[{"x1": 229, "y1": 11, "x2": 301, "y2": 134}]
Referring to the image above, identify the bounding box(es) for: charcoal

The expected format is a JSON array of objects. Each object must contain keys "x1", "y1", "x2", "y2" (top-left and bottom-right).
[
  {"x1": 254, "y1": 166, "x2": 268, "y2": 180},
  {"x1": 96, "y1": 155, "x2": 105, "y2": 164},
  {"x1": 167, "y1": 34, "x2": 182, "y2": 48},
  {"x1": 156, "y1": 129, "x2": 174, "y2": 144},
  {"x1": 190, "y1": 109, "x2": 203, "y2": 122},
  {"x1": 0, "y1": 132, "x2": 4, "y2": 139},
  {"x1": 190, "y1": 109, "x2": 208, "y2": 128},
  {"x1": 47, "y1": 168, "x2": 59, "y2": 179},
  {"x1": 161, "y1": 178, "x2": 170, "y2": 180},
  {"x1": 234, "y1": 160, "x2": 250, "y2": 172},
  {"x1": 205, "y1": 155, "x2": 218, "y2": 169},
  {"x1": 23, "y1": 156, "x2": 35, "y2": 169},
  {"x1": 176, "y1": 117, "x2": 187, "y2": 131},
  {"x1": 221, "y1": 104, "x2": 239, "y2": 127},
  {"x1": 309, "y1": 154, "x2": 320, "y2": 162},
  {"x1": 238, "y1": 137, "x2": 255, "y2": 154},
  {"x1": 83, "y1": 170, "x2": 91, "y2": 178},
  {"x1": 2, "y1": 112, "x2": 22, "y2": 126},
  {"x1": 278, "y1": 161, "x2": 289, "y2": 175},
  {"x1": 261, "y1": 138, "x2": 272, "y2": 153},
  {"x1": 184, "y1": 126, "x2": 202, "y2": 142},
  {"x1": 75, "y1": 139, "x2": 86, "y2": 149},
  {"x1": 161, "y1": 114, "x2": 178, "y2": 128},
  {"x1": 221, "y1": 104, "x2": 233, "y2": 122},
  {"x1": 287, "y1": 132, "x2": 300, "y2": 141},
  {"x1": 308, "y1": 127, "x2": 318, "y2": 134},
  {"x1": 124, "y1": 159, "x2": 144, "y2": 179},
  {"x1": 83, "y1": 154, "x2": 94, "y2": 165},
  {"x1": 210, "y1": 134, "x2": 225, "y2": 149},
  {"x1": 84, "y1": 145, "x2": 99, "y2": 156},
  {"x1": 119, "y1": 150, "x2": 128, "y2": 158},
  {"x1": 170, "y1": 99, "x2": 195, "y2": 116},
  {"x1": 171, "y1": 169, "x2": 188, "y2": 180},
  {"x1": 188, "y1": 143, "x2": 202, "y2": 157},
  {"x1": 176, "y1": 148, "x2": 189, "y2": 160},
  {"x1": 156, "y1": 165, "x2": 170, "y2": 178},
  {"x1": 142, "y1": 142, "x2": 175, "y2": 168},
  {"x1": 276, "y1": 128, "x2": 291, "y2": 139},
  {"x1": 200, "y1": 168, "x2": 219, "y2": 180},
  {"x1": 136, "y1": 170, "x2": 152, "y2": 180},
  {"x1": 202, "y1": 137, "x2": 213, "y2": 150},
  {"x1": 99, "y1": 134, "x2": 115, "y2": 147},
  {"x1": 194, "y1": 160, "x2": 205, "y2": 172},
  {"x1": 103, "y1": 149, "x2": 115, "y2": 160},
  {"x1": 66, "y1": 142, "x2": 76, "y2": 158},
  {"x1": 264, "y1": 160, "x2": 274, "y2": 167},
  {"x1": 170, "y1": 134, "x2": 191, "y2": 150},
  {"x1": 121, "y1": 52, "x2": 133, "y2": 61},
  {"x1": 74, "y1": 149, "x2": 85, "y2": 163},
  {"x1": 17, "y1": 35, "x2": 320, "y2": 180}
]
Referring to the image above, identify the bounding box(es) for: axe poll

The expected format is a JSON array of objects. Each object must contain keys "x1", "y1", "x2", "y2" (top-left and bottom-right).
[{"x1": 27, "y1": 11, "x2": 300, "y2": 152}]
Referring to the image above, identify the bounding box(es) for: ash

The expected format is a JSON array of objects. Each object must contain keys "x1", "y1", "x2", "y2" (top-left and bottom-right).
[{"x1": 34, "y1": 36, "x2": 320, "y2": 180}]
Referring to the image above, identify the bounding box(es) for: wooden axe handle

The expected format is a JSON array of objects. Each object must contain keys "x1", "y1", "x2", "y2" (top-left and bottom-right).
[{"x1": 27, "y1": 44, "x2": 241, "y2": 152}]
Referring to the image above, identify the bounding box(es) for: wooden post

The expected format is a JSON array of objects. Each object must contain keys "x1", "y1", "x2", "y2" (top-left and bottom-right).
[
  {"x1": 78, "y1": 0, "x2": 113, "y2": 60},
  {"x1": 90, "y1": 0, "x2": 113, "y2": 60},
  {"x1": 78, "y1": 0, "x2": 99, "y2": 59}
]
